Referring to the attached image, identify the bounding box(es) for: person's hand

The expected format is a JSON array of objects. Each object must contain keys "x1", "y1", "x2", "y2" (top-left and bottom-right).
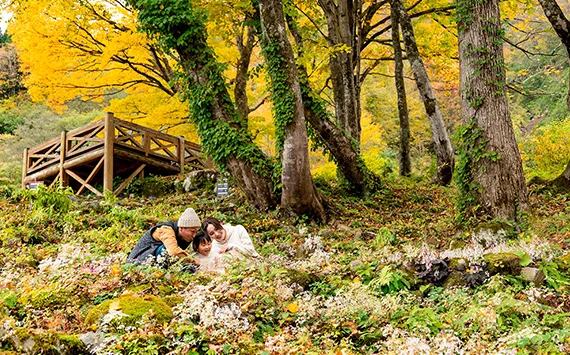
[{"x1": 218, "y1": 245, "x2": 233, "y2": 253}]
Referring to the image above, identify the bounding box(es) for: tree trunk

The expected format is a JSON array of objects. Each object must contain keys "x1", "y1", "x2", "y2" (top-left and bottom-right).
[
  {"x1": 318, "y1": 0, "x2": 362, "y2": 146},
  {"x1": 395, "y1": 0, "x2": 454, "y2": 184},
  {"x1": 537, "y1": 0, "x2": 570, "y2": 110},
  {"x1": 552, "y1": 160, "x2": 570, "y2": 187},
  {"x1": 131, "y1": 0, "x2": 277, "y2": 210},
  {"x1": 258, "y1": 0, "x2": 326, "y2": 220},
  {"x1": 457, "y1": 0, "x2": 528, "y2": 220},
  {"x1": 390, "y1": 1, "x2": 411, "y2": 177},
  {"x1": 234, "y1": 26, "x2": 256, "y2": 122},
  {"x1": 285, "y1": 15, "x2": 381, "y2": 195}
]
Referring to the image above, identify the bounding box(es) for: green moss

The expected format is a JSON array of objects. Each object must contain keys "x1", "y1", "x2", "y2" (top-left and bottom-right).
[
  {"x1": 18, "y1": 284, "x2": 72, "y2": 308},
  {"x1": 449, "y1": 240, "x2": 467, "y2": 250},
  {"x1": 443, "y1": 271, "x2": 466, "y2": 288},
  {"x1": 57, "y1": 334, "x2": 84, "y2": 349},
  {"x1": 84, "y1": 295, "x2": 173, "y2": 326},
  {"x1": 285, "y1": 269, "x2": 320, "y2": 290},
  {"x1": 483, "y1": 253, "x2": 521, "y2": 276},
  {"x1": 163, "y1": 295, "x2": 184, "y2": 307},
  {"x1": 448, "y1": 258, "x2": 467, "y2": 272}
]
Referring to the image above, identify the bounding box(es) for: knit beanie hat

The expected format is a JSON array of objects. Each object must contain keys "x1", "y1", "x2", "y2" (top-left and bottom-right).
[{"x1": 178, "y1": 208, "x2": 201, "y2": 228}]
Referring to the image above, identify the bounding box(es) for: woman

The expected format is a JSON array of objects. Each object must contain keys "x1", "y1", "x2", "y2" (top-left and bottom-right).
[{"x1": 201, "y1": 216, "x2": 259, "y2": 259}]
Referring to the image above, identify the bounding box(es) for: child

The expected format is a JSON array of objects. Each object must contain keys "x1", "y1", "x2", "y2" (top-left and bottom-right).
[
  {"x1": 192, "y1": 231, "x2": 224, "y2": 273},
  {"x1": 192, "y1": 231, "x2": 213, "y2": 262}
]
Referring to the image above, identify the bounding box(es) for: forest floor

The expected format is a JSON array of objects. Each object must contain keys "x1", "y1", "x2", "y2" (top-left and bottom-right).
[{"x1": 0, "y1": 177, "x2": 569, "y2": 354}]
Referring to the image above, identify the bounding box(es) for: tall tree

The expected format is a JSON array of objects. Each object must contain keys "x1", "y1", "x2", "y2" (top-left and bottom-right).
[
  {"x1": 131, "y1": 0, "x2": 277, "y2": 210},
  {"x1": 258, "y1": 0, "x2": 326, "y2": 220},
  {"x1": 318, "y1": 0, "x2": 362, "y2": 145},
  {"x1": 284, "y1": 13, "x2": 381, "y2": 196},
  {"x1": 536, "y1": 0, "x2": 570, "y2": 187},
  {"x1": 390, "y1": 0, "x2": 411, "y2": 177},
  {"x1": 395, "y1": 0, "x2": 454, "y2": 185},
  {"x1": 537, "y1": 0, "x2": 570, "y2": 110},
  {"x1": 457, "y1": 0, "x2": 528, "y2": 220}
]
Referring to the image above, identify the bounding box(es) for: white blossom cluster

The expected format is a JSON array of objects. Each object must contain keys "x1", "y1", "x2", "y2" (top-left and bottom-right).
[{"x1": 173, "y1": 284, "x2": 249, "y2": 338}]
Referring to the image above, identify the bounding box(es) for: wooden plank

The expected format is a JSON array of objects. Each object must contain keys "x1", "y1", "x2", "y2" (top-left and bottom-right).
[
  {"x1": 103, "y1": 112, "x2": 114, "y2": 193},
  {"x1": 178, "y1": 136, "x2": 185, "y2": 174},
  {"x1": 66, "y1": 169, "x2": 103, "y2": 197},
  {"x1": 59, "y1": 131, "x2": 67, "y2": 187},
  {"x1": 115, "y1": 126, "x2": 143, "y2": 149},
  {"x1": 114, "y1": 148, "x2": 179, "y2": 173},
  {"x1": 150, "y1": 137, "x2": 177, "y2": 159},
  {"x1": 76, "y1": 156, "x2": 104, "y2": 195},
  {"x1": 116, "y1": 119, "x2": 175, "y2": 141},
  {"x1": 66, "y1": 119, "x2": 104, "y2": 137},
  {"x1": 21, "y1": 148, "x2": 29, "y2": 189},
  {"x1": 67, "y1": 125, "x2": 105, "y2": 154},
  {"x1": 23, "y1": 148, "x2": 105, "y2": 185},
  {"x1": 114, "y1": 164, "x2": 146, "y2": 196}
]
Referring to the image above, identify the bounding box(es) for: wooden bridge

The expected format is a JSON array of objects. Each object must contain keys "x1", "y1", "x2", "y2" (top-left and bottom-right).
[{"x1": 21, "y1": 113, "x2": 212, "y2": 196}]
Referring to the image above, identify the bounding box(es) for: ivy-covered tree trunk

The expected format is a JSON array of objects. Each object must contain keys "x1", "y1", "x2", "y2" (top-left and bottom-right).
[
  {"x1": 395, "y1": 0, "x2": 454, "y2": 184},
  {"x1": 131, "y1": 0, "x2": 277, "y2": 210},
  {"x1": 390, "y1": 1, "x2": 411, "y2": 177},
  {"x1": 537, "y1": 0, "x2": 570, "y2": 110},
  {"x1": 258, "y1": 0, "x2": 326, "y2": 220},
  {"x1": 457, "y1": 0, "x2": 528, "y2": 220},
  {"x1": 235, "y1": 26, "x2": 256, "y2": 122},
  {"x1": 284, "y1": 15, "x2": 381, "y2": 196},
  {"x1": 318, "y1": 0, "x2": 362, "y2": 146}
]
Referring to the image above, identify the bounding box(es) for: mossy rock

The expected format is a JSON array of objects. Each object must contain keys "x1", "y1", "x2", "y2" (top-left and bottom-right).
[
  {"x1": 18, "y1": 285, "x2": 72, "y2": 309},
  {"x1": 483, "y1": 253, "x2": 521, "y2": 276},
  {"x1": 5, "y1": 329, "x2": 86, "y2": 354},
  {"x1": 448, "y1": 258, "x2": 467, "y2": 272},
  {"x1": 443, "y1": 271, "x2": 467, "y2": 288},
  {"x1": 285, "y1": 269, "x2": 320, "y2": 290},
  {"x1": 449, "y1": 240, "x2": 467, "y2": 250},
  {"x1": 163, "y1": 295, "x2": 184, "y2": 307},
  {"x1": 474, "y1": 221, "x2": 512, "y2": 234},
  {"x1": 84, "y1": 295, "x2": 173, "y2": 326}
]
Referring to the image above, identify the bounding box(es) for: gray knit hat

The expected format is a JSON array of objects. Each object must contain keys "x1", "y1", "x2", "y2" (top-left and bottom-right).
[{"x1": 178, "y1": 208, "x2": 201, "y2": 228}]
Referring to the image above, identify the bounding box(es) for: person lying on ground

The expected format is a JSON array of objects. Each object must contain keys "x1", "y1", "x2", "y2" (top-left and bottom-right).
[
  {"x1": 127, "y1": 208, "x2": 201, "y2": 267},
  {"x1": 201, "y1": 216, "x2": 260, "y2": 259}
]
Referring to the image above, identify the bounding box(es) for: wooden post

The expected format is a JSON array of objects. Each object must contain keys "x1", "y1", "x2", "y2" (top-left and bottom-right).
[
  {"x1": 21, "y1": 148, "x2": 29, "y2": 189},
  {"x1": 59, "y1": 131, "x2": 68, "y2": 187},
  {"x1": 178, "y1": 136, "x2": 185, "y2": 174},
  {"x1": 103, "y1": 112, "x2": 115, "y2": 194}
]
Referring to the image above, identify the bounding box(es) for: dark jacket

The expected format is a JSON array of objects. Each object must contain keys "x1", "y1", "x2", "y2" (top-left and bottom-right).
[{"x1": 127, "y1": 222, "x2": 191, "y2": 264}]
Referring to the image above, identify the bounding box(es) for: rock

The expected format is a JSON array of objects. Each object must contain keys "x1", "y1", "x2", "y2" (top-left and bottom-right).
[
  {"x1": 449, "y1": 239, "x2": 467, "y2": 250},
  {"x1": 520, "y1": 267, "x2": 546, "y2": 287},
  {"x1": 354, "y1": 230, "x2": 362, "y2": 240},
  {"x1": 285, "y1": 269, "x2": 320, "y2": 290},
  {"x1": 80, "y1": 331, "x2": 110, "y2": 354},
  {"x1": 443, "y1": 271, "x2": 466, "y2": 288},
  {"x1": 319, "y1": 228, "x2": 334, "y2": 238},
  {"x1": 84, "y1": 295, "x2": 173, "y2": 327},
  {"x1": 182, "y1": 169, "x2": 219, "y2": 192},
  {"x1": 337, "y1": 224, "x2": 351, "y2": 232},
  {"x1": 425, "y1": 235, "x2": 440, "y2": 247},
  {"x1": 448, "y1": 258, "x2": 467, "y2": 272},
  {"x1": 483, "y1": 253, "x2": 521, "y2": 276}
]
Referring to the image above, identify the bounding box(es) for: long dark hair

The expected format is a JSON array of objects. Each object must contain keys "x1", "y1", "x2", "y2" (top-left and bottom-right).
[{"x1": 201, "y1": 216, "x2": 223, "y2": 232}]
